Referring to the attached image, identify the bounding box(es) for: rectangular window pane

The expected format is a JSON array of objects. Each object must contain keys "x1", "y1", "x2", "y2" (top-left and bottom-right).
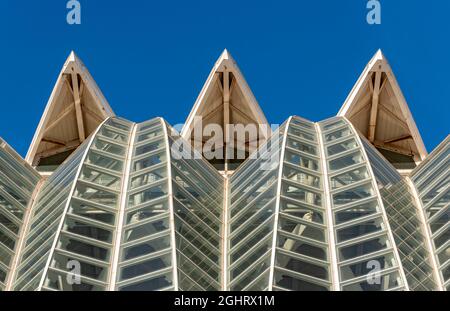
[
  {"x1": 333, "y1": 184, "x2": 374, "y2": 206},
  {"x1": 329, "y1": 152, "x2": 364, "y2": 171},
  {"x1": 336, "y1": 218, "x2": 384, "y2": 243},
  {"x1": 331, "y1": 167, "x2": 369, "y2": 190},
  {"x1": 325, "y1": 127, "x2": 352, "y2": 142},
  {"x1": 334, "y1": 201, "x2": 379, "y2": 225},
  {"x1": 122, "y1": 235, "x2": 171, "y2": 261},
  {"x1": 339, "y1": 236, "x2": 389, "y2": 261},
  {"x1": 327, "y1": 139, "x2": 358, "y2": 156}
]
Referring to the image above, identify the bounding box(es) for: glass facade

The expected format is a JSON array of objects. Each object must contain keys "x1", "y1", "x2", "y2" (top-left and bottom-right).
[
  {"x1": 0, "y1": 118, "x2": 448, "y2": 291},
  {"x1": 360, "y1": 135, "x2": 439, "y2": 290},
  {"x1": 411, "y1": 136, "x2": 449, "y2": 289},
  {"x1": 0, "y1": 139, "x2": 41, "y2": 291},
  {"x1": 319, "y1": 118, "x2": 405, "y2": 291},
  {"x1": 13, "y1": 136, "x2": 91, "y2": 290}
]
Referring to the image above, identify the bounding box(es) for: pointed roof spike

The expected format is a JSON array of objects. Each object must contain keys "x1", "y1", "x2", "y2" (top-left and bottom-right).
[
  {"x1": 25, "y1": 52, "x2": 115, "y2": 173},
  {"x1": 181, "y1": 49, "x2": 270, "y2": 138},
  {"x1": 181, "y1": 49, "x2": 270, "y2": 174},
  {"x1": 338, "y1": 49, "x2": 428, "y2": 170}
]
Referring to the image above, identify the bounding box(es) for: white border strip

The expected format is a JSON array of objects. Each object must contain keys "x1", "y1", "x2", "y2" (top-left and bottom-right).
[
  {"x1": 315, "y1": 122, "x2": 341, "y2": 291},
  {"x1": 108, "y1": 122, "x2": 137, "y2": 290},
  {"x1": 268, "y1": 117, "x2": 291, "y2": 290},
  {"x1": 405, "y1": 176, "x2": 444, "y2": 290},
  {"x1": 37, "y1": 118, "x2": 111, "y2": 290},
  {"x1": 161, "y1": 119, "x2": 179, "y2": 290}
]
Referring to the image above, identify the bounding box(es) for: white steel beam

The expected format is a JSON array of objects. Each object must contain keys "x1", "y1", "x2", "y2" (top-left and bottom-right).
[
  {"x1": 369, "y1": 71, "x2": 382, "y2": 143},
  {"x1": 71, "y1": 72, "x2": 86, "y2": 142}
]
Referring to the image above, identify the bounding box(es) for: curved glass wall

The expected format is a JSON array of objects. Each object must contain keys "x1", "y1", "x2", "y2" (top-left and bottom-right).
[
  {"x1": 41, "y1": 118, "x2": 134, "y2": 291},
  {"x1": 113, "y1": 118, "x2": 173, "y2": 291},
  {"x1": 227, "y1": 122, "x2": 283, "y2": 291},
  {"x1": 0, "y1": 139, "x2": 41, "y2": 290},
  {"x1": 361, "y1": 136, "x2": 439, "y2": 290},
  {"x1": 2, "y1": 116, "x2": 446, "y2": 291},
  {"x1": 319, "y1": 117, "x2": 405, "y2": 291},
  {"x1": 227, "y1": 117, "x2": 332, "y2": 291},
  {"x1": 13, "y1": 136, "x2": 91, "y2": 290},
  {"x1": 167, "y1": 122, "x2": 224, "y2": 291},
  {"x1": 273, "y1": 117, "x2": 330, "y2": 291},
  {"x1": 411, "y1": 136, "x2": 449, "y2": 289}
]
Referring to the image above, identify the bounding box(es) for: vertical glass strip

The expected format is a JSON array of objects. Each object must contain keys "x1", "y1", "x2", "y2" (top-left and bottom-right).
[
  {"x1": 411, "y1": 136, "x2": 449, "y2": 289},
  {"x1": 319, "y1": 117, "x2": 405, "y2": 291},
  {"x1": 0, "y1": 138, "x2": 41, "y2": 290}
]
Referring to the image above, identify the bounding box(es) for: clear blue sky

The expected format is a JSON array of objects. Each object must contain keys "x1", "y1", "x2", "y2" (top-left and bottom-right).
[{"x1": 0, "y1": 1, "x2": 448, "y2": 156}]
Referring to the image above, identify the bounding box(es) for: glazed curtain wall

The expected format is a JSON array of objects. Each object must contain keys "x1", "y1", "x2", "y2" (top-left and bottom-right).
[
  {"x1": 0, "y1": 139, "x2": 41, "y2": 290},
  {"x1": 411, "y1": 136, "x2": 449, "y2": 289},
  {"x1": 12, "y1": 135, "x2": 92, "y2": 290},
  {"x1": 9, "y1": 117, "x2": 224, "y2": 291},
  {"x1": 318, "y1": 118, "x2": 405, "y2": 291},
  {"x1": 2, "y1": 117, "x2": 447, "y2": 291},
  {"x1": 360, "y1": 135, "x2": 439, "y2": 290},
  {"x1": 227, "y1": 116, "x2": 407, "y2": 291}
]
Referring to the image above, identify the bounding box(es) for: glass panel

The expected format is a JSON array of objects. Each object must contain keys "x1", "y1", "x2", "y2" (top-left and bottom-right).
[
  {"x1": 282, "y1": 183, "x2": 322, "y2": 207},
  {"x1": 73, "y1": 184, "x2": 118, "y2": 208},
  {"x1": 339, "y1": 236, "x2": 389, "y2": 261},
  {"x1": 288, "y1": 126, "x2": 316, "y2": 142},
  {"x1": 68, "y1": 199, "x2": 115, "y2": 225},
  {"x1": 126, "y1": 199, "x2": 168, "y2": 225},
  {"x1": 124, "y1": 217, "x2": 170, "y2": 243},
  {"x1": 132, "y1": 151, "x2": 166, "y2": 172},
  {"x1": 285, "y1": 151, "x2": 319, "y2": 171},
  {"x1": 321, "y1": 119, "x2": 346, "y2": 132},
  {"x1": 330, "y1": 167, "x2": 369, "y2": 190},
  {"x1": 279, "y1": 216, "x2": 325, "y2": 242},
  {"x1": 274, "y1": 270, "x2": 328, "y2": 291},
  {"x1": 135, "y1": 139, "x2": 165, "y2": 156},
  {"x1": 283, "y1": 166, "x2": 321, "y2": 189},
  {"x1": 118, "y1": 273, "x2": 173, "y2": 291},
  {"x1": 333, "y1": 184, "x2": 374, "y2": 206},
  {"x1": 99, "y1": 126, "x2": 128, "y2": 143},
  {"x1": 280, "y1": 199, "x2": 324, "y2": 224},
  {"x1": 120, "y1": 254, "x2": 171, "y2": 281},
  {"x1": 325, "y1": 127, "x2": 352, "y2": 142},
  {"x1": 122, "y1": 235, "x2": 171, "y2": 261},
  {"x1": 342, "y1": 272, "x2": 402, "y2": 291},
  {"x1": 286, "y1": 137, "x2": 317, "y2": 156},
  {"x1": 45, "y1": 269, "x2": 106, "y2": 291},
  {"x1": 336, "y1": 218, "x2": 384, "y2": 243},
  {"x1": 277, "y1": 233, "x2": 327, "y2": 260},
  {"x1": 64, "y1": 218, "x2": 113, "y2": 243},
  {"x1": 334, "y1": 200, "x2": 379, "y2": 225},
  {"x1": 79, "y1": 167, "x2": 121, "y2": 190},
  {"x1": 340, "y1": 254, "x2": 396, "y2": 281},
  {"x1": 85, "y1": 152, "x2": 123, "y2": 172},
  {"x1": 327, "y1": 139, "x2": 358, "y2": 156},
  {"x1": 275, "y1": 253, "x2": 329, "y2": 280},
  {"x1": 51, "y1": 252, "x2": 108, "y2": 281},
  {"x1": 92, "y1": 138, "x2": 126, "y2": 156},
  {"x1": 128, "y1": 184, "x2": 168, "y2": 207},
  {"x1": 58, "y1": 236, "x2": 109, "y2": 261},
  {"x1": 329, "y1": 152, "x2": 364, "y2": 171},
  {"x1": 130, "y1": 167, "x2": 167, "y2": 189}
]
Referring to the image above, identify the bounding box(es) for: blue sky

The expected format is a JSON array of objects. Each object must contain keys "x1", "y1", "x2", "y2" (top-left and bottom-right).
[{"x1": 0, "y1": 0, "x2": 448, "y2": 156}]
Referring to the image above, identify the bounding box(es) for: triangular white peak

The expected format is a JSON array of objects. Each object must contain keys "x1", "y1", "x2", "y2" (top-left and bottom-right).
[
  {"x1": 339, "y1": 50, "x2": 427, "y2": 170},
  {"x1": 26, "y1": 51, "x2": 114, "y2": 173},
  {"x1": 181, "y1": 49, "x2": 270, "y2": 173}
]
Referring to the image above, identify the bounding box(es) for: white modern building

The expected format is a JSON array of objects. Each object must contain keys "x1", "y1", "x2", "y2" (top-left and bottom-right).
[{"x1": 0, "y1": 50, "x2": 448, "y2": 291}]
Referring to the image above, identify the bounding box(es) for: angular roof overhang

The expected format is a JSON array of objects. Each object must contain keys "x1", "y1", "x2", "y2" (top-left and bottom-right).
[
  {"x1": 26, "y1": 51, "x2": 114, "y2": 170},
  {"x1": 180, "y1": 49, "x2": 271, "y2": 173},
  {"x1": 338, "y1": 50, "x2": 427, "y2": 167}
]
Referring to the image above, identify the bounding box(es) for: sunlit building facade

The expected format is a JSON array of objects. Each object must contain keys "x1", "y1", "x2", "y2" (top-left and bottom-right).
[{"x1": 0, "y1": 50, "x2": 448, "y2": 291}]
